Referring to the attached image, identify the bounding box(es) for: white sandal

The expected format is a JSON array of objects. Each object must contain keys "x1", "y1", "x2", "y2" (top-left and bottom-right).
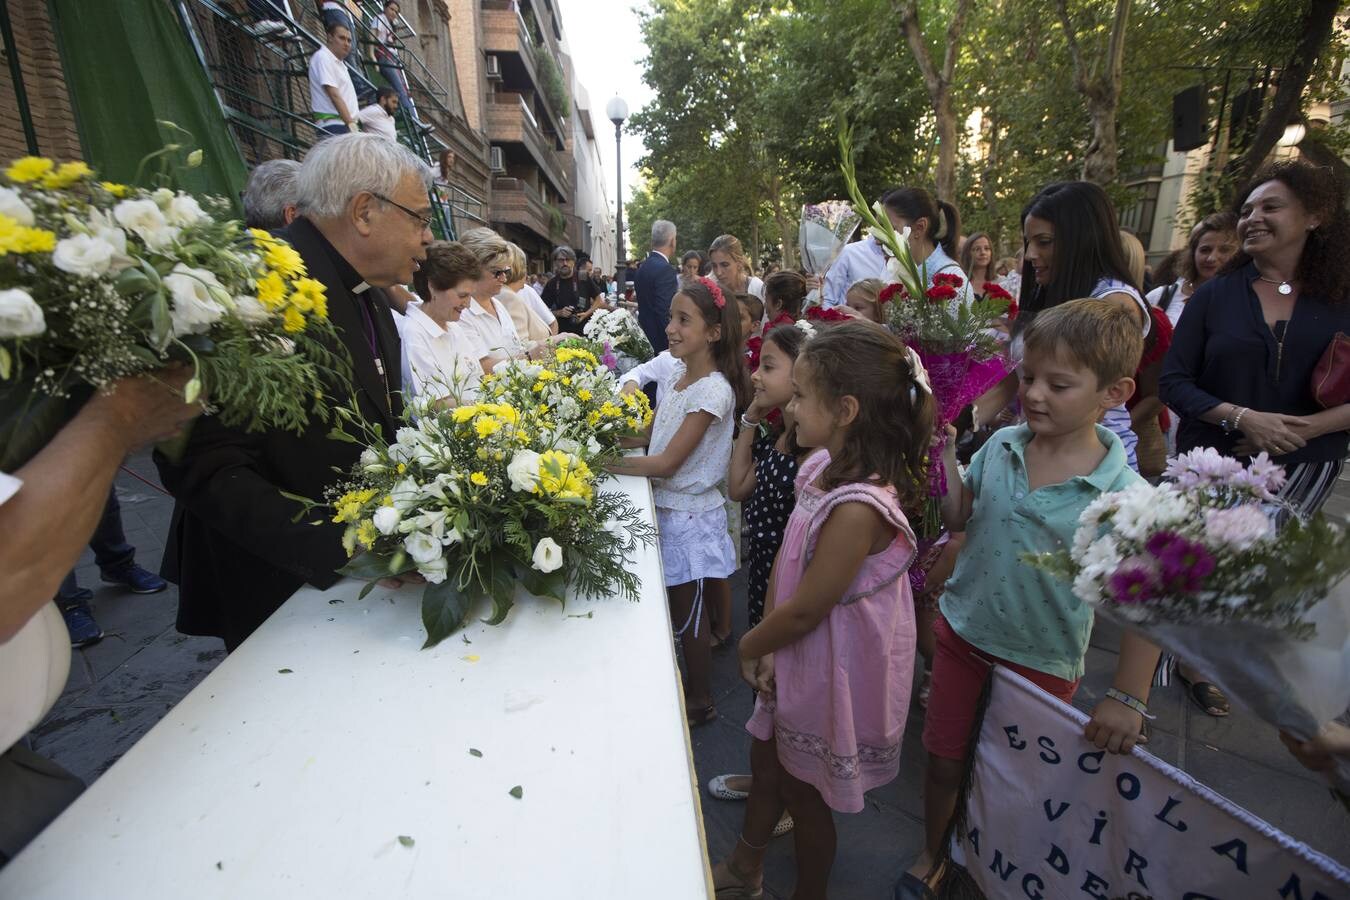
[
  {"x1": 707, "y1": 773, "x2": 751, "y2": 801},
  {"x1": 772, "y1": 812, "x2": 794, "y2": 837}
]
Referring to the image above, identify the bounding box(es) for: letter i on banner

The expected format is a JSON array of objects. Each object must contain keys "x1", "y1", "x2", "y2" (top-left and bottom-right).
[{"x1": 936, "y1": 667, "x2": 1350, "y2": 899}]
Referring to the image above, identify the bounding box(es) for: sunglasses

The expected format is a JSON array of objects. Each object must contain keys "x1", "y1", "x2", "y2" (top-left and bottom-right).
[{"x1": 491, "y1": 267, "x2": 511, "y2": 278}]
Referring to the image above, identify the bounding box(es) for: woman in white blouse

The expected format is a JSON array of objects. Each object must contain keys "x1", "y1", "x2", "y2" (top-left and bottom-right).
[
  {"x1": 456, "y1": 227, "x2": 527, "y2": 365},
  {"x1": 399, "y1": 240, "x2": 491, "y2": 406},
  {"x1": 709, "y1": 234, "x2": 765, "y2": 300}
]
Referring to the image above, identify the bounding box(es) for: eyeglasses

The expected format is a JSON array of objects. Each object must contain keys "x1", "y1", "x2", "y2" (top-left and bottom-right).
[
  {"x1": 371, "y1": 192, "x2": 433, "y2": 231},
  {"x1": 491, "y1": 267, "x2": 511, "y2": 279}
]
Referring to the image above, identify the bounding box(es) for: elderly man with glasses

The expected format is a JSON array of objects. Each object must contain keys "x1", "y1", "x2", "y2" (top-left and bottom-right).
[
  {"x1": 540, "y1": 245, "x2": 603, "y2": 335},
  {"x1": 155, "y1": 134, "x2": 434, "y2": 651}
]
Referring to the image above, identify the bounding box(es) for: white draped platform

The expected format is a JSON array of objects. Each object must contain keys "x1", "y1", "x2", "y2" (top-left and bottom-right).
[{"x1": 0, "y1": 472, "x2": 712, "y2": 899}]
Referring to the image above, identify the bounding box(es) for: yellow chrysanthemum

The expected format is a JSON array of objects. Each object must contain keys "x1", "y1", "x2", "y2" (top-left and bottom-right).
[
  {"x1": 587, "y1": 410, "x2": 601, "y2": 427},
  {"x1": 291, "y1": 276, "x2": 327, "y2": 319},
  {"x1": 40, "y1": 161, "x2": 92, "y2": 190},
  {"x1": 599, "y1": 401, "x2": 623, "y2": 419},
  {"x1": 356, "y1": 519, "x2": 378, "y2": 549},
  {"x1": 452, "y1": 405, "x2": 480, "y2": 424},
  {"x1": 249, "y1": 227, "x2": 279, "y2": 247},
  {"x1": 99, "y1": 181, "x2": 128, "y2": 197},
  {"x1": 0, "y1": 215, "x2": 56, "y2": 255},
  {"x1": 282, "y1": 306, "x2": 306, "y2": 334},
  {"x1": 264, "y1": 241, "x2": 306, "y2": 279},
  {"x1": 577, "y1": 388, "x2": 592, "y2": 402},
  {"x1": 474, "y1": 415, "x2": 502, "y2": 438},
  {"x1": 332, "y1": 488, "x2": 377, "y2": 523},
  {"x1": 5, "y1": 156, "x2": 53, "y2": 184},
  {"x1": 256, "y1": 270, "x2": 287, "y2": 308},
  {"x1": 537, "y1": 450, "x2": 594, "y2": 503},
  {"x1": 535, "y1": 369, "x2": 557, "y2": 382},
  {"x1": 554, "y1": 347, "x2": 597, "y2": 366},
  {"x1": 470, "y1": 471, "x2": 489, "y2": 486}
]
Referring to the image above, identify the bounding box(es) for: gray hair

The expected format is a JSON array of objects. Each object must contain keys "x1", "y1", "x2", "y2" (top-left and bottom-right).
[
  {"x1": 294, "y1": 133, "x2": 433, "y2": 219},
  {"x1": 651, "y1": 219, "x2": 676, "y2": 248},
  {"x1": 458, "y1": 226, "x2": 511, "y2": 268},
  {"x1": 242, "y1": 159, "x2": 301, "y2": 230},
  {"x1": 552, "y1": 245, "x2": 576, "y2": 262}
]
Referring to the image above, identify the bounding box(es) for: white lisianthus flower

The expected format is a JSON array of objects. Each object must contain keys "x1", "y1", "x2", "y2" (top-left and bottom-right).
[
  {"x1": 417, "y1": 555, "x2": 448, "y2": 584},
  {"x1": 165, "y1": 193, "x2": 208, "y2": 227},
  {"x1": 84, "y1": 209, "x2": 135, "y2": 273},
  {"x1": 52, "y1": 233, "x2": 117, "y2": 277},
  {"x1": 507, "y1": 449, "x2": 541, "y2": 493},
  {"x1": 373, "y1": 505, "x2": 401, "y2": 536},
  {"x1": 162, "y1": 263, "x2": 226, "y2": 336},
  {"x1": 0, "y1": 288, "x2": 45, "y2": 338},
  {"x1": 404, "y1": 530, "x2": 442, "y2": 565},
  {"x1": 233, "y1": 295, "x2": 272, "y2": 327},
  {"x1": 409, "y1": 508, "x2": 449, "y2": 541},
  {"x1": 359, "y1": 447, "x2": 385, "y2": 473},
  {"x1": 151, "y1": 187, "x2": 175, "y2": 207},
  {"x1": 531, "y1": 536, "x2": 563, "y2": 573},
  {"x1": 0, "y1": 187, "x2": 34, "y2": 225},
  {"x1": 441, "y1": 526, "x2": 463, "y2": 547},
  {"x1": 390, "y1": 477, "x2": 421, "y2": 512},
  {"x1": 113, "y1": 198, "x2": 172, "y2": 245}
]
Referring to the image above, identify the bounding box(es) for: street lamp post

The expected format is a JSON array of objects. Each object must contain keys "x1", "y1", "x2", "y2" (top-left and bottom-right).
[{"x1": 606, "y1": 95, "x2": 628, "y2": 278}]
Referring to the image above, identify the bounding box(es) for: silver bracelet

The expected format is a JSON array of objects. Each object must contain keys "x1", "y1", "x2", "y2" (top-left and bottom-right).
[
  {"x1": 1106, "y1": 687, "x2": 1154, "y2": 720},
  {"x1": 1232, "y1": 406, "x2": 1249, "y2": 432},
  {"x1": 739, "y1": 413, "x2": 761, "y2": 432}
]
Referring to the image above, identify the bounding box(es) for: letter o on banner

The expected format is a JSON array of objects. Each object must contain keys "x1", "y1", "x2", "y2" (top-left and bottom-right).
[{"x1": 1116, "y1": 771, "x2": 1141, "y2": 801}]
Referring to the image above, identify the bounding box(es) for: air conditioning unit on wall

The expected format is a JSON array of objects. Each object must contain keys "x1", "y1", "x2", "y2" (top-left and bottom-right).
[
  {"x1": 485, "y1": 55, "x2": 501, "y2": 79},
  {"x1": 489, "y1": 146, "x2": 504, "y2": 172}
]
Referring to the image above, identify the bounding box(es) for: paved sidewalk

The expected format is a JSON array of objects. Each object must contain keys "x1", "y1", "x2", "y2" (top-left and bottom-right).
[{"x1": 21, "y1": 455, "x2": 1350, "y2": 898}]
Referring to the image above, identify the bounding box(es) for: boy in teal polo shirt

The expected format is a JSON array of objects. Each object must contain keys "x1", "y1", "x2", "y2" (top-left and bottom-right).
[{"x1": 903, "y1": 300, "x2": 1162, "y2": 893}]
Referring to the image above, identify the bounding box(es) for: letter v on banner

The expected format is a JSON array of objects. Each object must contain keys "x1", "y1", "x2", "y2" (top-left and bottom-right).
[{"x1": 935, "y1": 667, "x2": 1350, "y2": 899}]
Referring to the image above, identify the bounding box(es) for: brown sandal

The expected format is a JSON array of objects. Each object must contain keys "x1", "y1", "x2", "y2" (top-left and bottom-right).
[{"x1": 686, "y1": 704, "x2": 718, "y2": 728}]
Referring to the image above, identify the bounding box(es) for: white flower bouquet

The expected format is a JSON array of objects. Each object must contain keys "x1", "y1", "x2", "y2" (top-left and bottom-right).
[
  {"x1": 582, "y1": 306, "x2": 653, "y2": 370},
  {"x1": 798, "y1": 199, "x2": 861, "y2": 293},
  {"x1": 323, "y1": 386, "x2": 655, "y2": 647},
  {"x1": 1024, "y1": 447, "x2": 1350, "y2": 798},
  {"x1": 479, "y1": 344, "x2": 653, "y2": 462},
  {"x1": 0, "y1": 150, "x2": 347, "y2": 468}
]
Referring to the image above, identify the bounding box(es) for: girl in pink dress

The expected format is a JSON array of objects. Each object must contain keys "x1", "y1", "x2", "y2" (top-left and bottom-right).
[{"x1": 713, "y1": 322, "x2": 935, "y2": 900}]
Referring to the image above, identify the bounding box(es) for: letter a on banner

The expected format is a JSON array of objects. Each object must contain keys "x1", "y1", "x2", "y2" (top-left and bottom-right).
[{"x1": 934, "y1": 667, "x2": 1350, "y2": 899}]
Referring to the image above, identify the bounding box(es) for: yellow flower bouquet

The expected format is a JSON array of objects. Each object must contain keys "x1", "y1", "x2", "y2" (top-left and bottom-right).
[
  {"x1": 0, "y1": 149, "x2": 349, "y2": 468},
  {"x1": 319, "y1": 386, "x2": 654, "y2": 647}
]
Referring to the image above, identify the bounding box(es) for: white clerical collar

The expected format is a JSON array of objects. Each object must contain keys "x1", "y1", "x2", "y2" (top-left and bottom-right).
[{"x1": 353, "y1": 281, "x2": 371, "y2": 294}]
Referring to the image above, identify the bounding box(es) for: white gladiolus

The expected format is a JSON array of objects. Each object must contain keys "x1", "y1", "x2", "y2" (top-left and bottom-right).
[
  {"x1": 51, "y1": 233, "x2": 116, "y2": 277},
  {"x1": 162, "y1": 263, "x2": 226, "y2": 336},
  {"x1": 403, "y1": 530, "x2": 442, "y2": 565},
  {"x1": 0, "y1": 187, "x2": 34, "y2": 226},
  {"x1": 0, "y1": 288, "x2": 45, "y2": 338},
  {"x1": 373, "y1": 505, "x2": 401, "y2": 535},
  {"x1": 531, "y1": 537, "x2": 563, "y2": 573}
]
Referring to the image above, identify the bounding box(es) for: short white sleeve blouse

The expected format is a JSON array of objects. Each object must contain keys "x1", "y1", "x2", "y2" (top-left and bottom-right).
[{"x1": 649, "y1": 362, "x2": 735, "y2": 512}]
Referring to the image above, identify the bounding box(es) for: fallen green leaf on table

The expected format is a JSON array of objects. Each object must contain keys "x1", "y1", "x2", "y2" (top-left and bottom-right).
[
  {"x1": 398, "y1": 835, "x2": 415, "y2": 848},
  {"x1": 215, "y1": 862, "x2": 223, "y2": 871},
  {"x1": 509, "y1": 785, "x2": 523, "y2": 799},
  {"x1": 278, "y1": 668, "x2": 293, "y2": 674},
  {"x1": 469, "y1": 748, "x2": 482, "y2": 758}
]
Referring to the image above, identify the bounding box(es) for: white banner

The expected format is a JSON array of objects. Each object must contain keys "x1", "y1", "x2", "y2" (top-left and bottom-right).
[{"x1": 949, "y1": 667, "x2": 1350, "y2": 900}]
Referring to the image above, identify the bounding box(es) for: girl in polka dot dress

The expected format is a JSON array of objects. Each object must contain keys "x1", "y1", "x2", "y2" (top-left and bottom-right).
[{"x1": 705, "y1": 321, "x2": 810, "y2": 814}]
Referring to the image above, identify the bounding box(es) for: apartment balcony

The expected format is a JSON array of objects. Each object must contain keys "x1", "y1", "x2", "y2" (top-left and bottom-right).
[
  {"x1": 486, "y1": 92, "x2": 569, "y2": 197},
  {"x1": 491, "y1": 176, "x2": 562, "y2": 244},
  {"x1": 481, "y1": 1, "x2": 567, "y2": 134}
]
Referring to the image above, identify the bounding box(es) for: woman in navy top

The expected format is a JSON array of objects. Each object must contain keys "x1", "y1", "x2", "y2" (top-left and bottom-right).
[{"x1": 1161, "y1": 159, "x2": 1350, "y2": 517}]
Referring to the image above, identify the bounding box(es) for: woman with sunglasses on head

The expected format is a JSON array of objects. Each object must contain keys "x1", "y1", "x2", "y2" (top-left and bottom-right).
[{"x1": 456, "y1": 227, "x2": 537, "y2": 367}]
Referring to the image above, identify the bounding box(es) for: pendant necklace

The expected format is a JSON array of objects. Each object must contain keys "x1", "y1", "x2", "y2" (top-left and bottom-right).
[{"x1": 1257, "y1": 273, "x2": 1294, "y2": 295}]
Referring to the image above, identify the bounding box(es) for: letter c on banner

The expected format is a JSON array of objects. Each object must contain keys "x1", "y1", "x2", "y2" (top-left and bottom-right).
[
  {"x1": 1022, "y1": 872, "x2": 1045, "y2": 899},
  {"x1": 1077, "y1": 750, "x2": 1105, "y2": 774}
]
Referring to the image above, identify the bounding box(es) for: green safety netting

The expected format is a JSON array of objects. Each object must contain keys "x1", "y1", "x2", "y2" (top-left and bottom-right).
[{"x1": 49, "y1": 0, "x2": 248, "y2": 213}]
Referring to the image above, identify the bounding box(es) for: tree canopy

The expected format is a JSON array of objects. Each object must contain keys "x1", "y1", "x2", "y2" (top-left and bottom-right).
[{"x1": 629, "y1": 0, "x2": 1348, "y2": 262}]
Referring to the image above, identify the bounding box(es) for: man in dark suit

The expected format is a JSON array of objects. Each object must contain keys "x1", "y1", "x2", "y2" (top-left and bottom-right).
[
  {"x1": 635, "y1": 219, "x2": 678, "y2": 353},
  {"x1": 155, "y1": 134, "x2": 434, "y2": 650}
]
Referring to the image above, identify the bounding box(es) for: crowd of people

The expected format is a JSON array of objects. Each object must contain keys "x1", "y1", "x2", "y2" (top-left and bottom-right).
[{"x1": 3, "y1": 122, "x2": 1349, "y2": 895}]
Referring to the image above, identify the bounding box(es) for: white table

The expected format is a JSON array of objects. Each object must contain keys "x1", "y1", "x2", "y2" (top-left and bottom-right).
[{"x1": 0, "y1": 474, "x2": 712, "y2": 899}]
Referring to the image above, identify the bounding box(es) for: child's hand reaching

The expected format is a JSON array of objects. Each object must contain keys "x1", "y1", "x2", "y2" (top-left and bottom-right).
[{"x1": 1085, "y1": 698, "x2": 1144, "y2": 754}]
